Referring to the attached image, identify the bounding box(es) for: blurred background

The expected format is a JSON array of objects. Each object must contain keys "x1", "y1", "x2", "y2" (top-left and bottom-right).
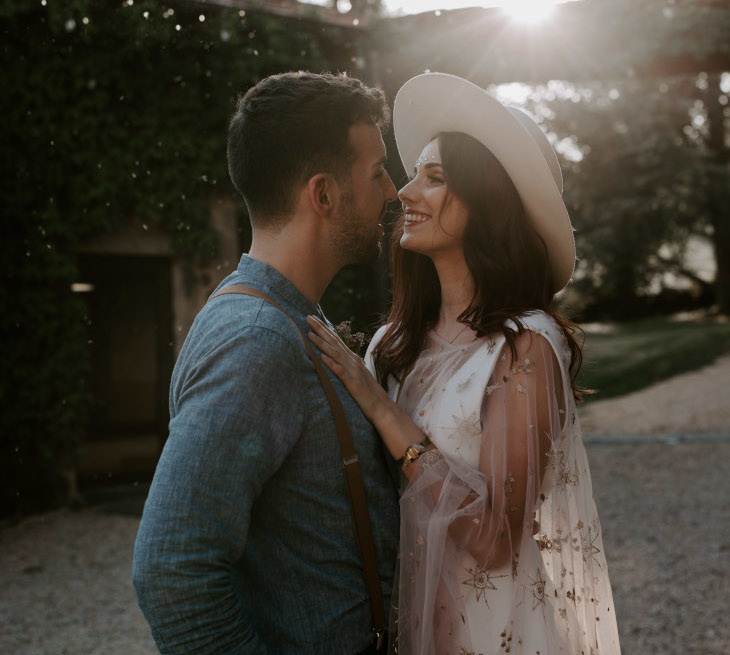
[{"x1": 0, "y1": 0, "x2": 728, "y2": 653}]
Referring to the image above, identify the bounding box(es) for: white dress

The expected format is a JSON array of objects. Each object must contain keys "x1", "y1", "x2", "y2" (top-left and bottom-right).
[{"x1": 366, "y1": 312, "x2": 621, "y2": 655}]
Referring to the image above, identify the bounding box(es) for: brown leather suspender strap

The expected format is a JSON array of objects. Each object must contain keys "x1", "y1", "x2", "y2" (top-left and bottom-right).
[{"x1": 209, "y1": 285, "x2": 386, "y2": 650}]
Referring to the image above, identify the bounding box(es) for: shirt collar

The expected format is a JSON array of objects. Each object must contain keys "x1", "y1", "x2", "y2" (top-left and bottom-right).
[{"x1": 235, "y1": 253, "x2": 323, "y2": 319}]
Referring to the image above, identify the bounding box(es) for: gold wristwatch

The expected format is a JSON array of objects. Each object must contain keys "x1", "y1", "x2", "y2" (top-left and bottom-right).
[{"x1": 398, "y1": 437, "x2": 432, "y2": 470}]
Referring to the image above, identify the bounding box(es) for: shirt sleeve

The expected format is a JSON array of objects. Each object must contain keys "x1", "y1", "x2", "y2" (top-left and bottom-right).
[{"x1": 132, "y1": 325, "x2": 305, "y2": 655}]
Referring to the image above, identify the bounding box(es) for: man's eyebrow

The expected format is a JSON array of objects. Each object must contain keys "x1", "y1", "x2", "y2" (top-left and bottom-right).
[{"x1": 373, "y1": 156, "x2": 387, "y2": 168}]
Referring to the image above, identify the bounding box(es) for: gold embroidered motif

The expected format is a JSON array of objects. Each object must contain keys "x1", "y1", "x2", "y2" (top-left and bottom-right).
[
  {"x1": 504, "y1": 473, "x2": 516, "y2": 496},
  {"x1": 579, "y1": 519, "x2": 603, "y2": 568},
  {"x1": 546, "y1": 432, "x2": 579, "y2": 488},
  {"x1": 529, "y1": 568, "x2": 547, "y2": 610},
  {"x1": 499, "y1": 629, "x2": 514, "y2": 652},
  {"x1": 456, "y1": 372, "x2": 475, "y2": 392},
  {"x1": 537, "y1": 534, "x2": 553, "y2": 552},
  {"x1": 485, "y1": 383, "x2": 502, "y2": 396},
  {"x1": 515, "y1": 383, "x2": 527, "y2": 395},
  {"x1": 461, "y1": 564, "x2": 505, "y2": 606},
  {"x1": 511, "y1": 357, "x2": 535, "y2": 374},
  {"x1": 443, "y1": 403, "x2": 481, "y2": 452}
]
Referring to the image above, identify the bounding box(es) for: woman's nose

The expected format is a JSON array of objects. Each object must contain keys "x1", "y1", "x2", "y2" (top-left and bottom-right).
[{"x1": 398, "y1": 178, "x2": 417, "y2": 205}]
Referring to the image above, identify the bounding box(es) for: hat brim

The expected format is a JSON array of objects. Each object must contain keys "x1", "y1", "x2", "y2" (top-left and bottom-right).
[{"x1": 393, "y1": 73, "x2": 575, "y2": 293}]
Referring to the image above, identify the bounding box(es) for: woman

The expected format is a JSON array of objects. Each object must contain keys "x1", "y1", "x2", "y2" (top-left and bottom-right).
[{"x1": 307, "y1": 73, "x2": 621, "y2": 654}]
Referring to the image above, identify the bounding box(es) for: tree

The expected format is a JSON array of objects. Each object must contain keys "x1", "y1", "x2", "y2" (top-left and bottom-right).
[{"x1": 532, "y1": 75, "x2": 721, "y2": 318}]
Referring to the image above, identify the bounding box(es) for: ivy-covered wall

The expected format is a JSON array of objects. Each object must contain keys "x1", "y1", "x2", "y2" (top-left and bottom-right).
[{"x1": 0, "y1": 0, "x2": 365, "y2": 516}]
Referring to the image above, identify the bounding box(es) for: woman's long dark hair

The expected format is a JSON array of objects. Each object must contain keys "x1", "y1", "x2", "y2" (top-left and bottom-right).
[{"x1": 372, "y1": 131, "x2": 588, "y2": 403}]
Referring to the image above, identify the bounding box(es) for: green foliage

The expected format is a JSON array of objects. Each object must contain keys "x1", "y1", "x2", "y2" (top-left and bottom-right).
[
  {"x1": 578, "y1": 316, "x2": 730, "y2": 400},
  {"x1": 533, "y1": 72, "x2": 728, "y2": 318},
  {"x1": 0, "y1": 0, "x2": 355, "y2": 515}
]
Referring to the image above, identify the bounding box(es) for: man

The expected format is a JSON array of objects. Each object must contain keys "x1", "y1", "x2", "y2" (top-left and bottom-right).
[{"x1": 133, "y1": 72, "x2": 400, "y2": 654}]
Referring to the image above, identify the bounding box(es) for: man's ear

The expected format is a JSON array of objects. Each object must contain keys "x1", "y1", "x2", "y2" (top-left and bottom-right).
[{"x1": 307, "y1": 173, "x2": 340, "y2": 218}]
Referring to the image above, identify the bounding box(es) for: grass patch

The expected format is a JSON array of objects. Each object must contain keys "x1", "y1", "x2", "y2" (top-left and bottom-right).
[{"x1": 577, "y1": 316, "x2": 730, "y2": 402}]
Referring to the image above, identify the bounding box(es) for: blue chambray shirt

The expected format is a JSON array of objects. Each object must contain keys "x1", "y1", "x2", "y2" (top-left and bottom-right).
[{"x1": 133, "y1": 254, "x2": 400, "y2": 654}]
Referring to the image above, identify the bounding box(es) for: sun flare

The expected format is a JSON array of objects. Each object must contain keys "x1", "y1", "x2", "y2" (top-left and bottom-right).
[{"x1": 502, "y1": 0, "x2": 555, "y2": 23}]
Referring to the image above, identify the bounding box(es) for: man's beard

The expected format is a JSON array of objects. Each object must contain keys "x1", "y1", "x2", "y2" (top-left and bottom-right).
[{"x1": 331, "y1": 192, "x2": 383, "y2": 266}]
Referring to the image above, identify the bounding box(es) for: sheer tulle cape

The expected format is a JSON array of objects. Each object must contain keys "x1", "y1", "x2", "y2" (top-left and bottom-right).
[{"x1": 366, "y1": 315, "x2": 621, "y2": 655}]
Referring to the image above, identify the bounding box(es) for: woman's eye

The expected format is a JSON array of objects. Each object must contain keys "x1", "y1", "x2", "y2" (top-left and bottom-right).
[{"x1": 429, "y1": 176, "x2": 445, "y2": 184}]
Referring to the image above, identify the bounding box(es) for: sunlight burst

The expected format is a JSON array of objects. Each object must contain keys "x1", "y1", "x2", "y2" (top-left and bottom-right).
[{"x1": 502, "y1": 0, "x2": 555, "y2": 23}]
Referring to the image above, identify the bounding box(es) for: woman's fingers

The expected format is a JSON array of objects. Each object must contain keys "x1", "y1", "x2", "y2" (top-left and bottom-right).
[
  {"x1": 306, "y1": 315, "x2": 341, "y2": 347},
  {"x1": 307, "y1": 330, "x2": 341, "y2": 360},
  {"x1": 306, "y1": 315, "x2": 358, "y2": 372},
  {"x1": 320, "y1": 352, "x2": 346, "y2": 376},
  {"x1": 306, "y1": 316, "x2": 384, "y2": 423}
]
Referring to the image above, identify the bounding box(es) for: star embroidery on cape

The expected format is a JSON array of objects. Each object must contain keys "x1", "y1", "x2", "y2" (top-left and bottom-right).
[
  {"x1": 456, "y1": 371, "x2": 475, "y2": 393},
  {"x1": 545, "y1": 433, "x2": 566, "y2": 473},
  {"x1": 443, "y1": 403, "x2": 481, "y2": 452},
  {"x1": 580, "y1": 519, "x2": 603, "y2": 568},
  {"x1": 529, "y1": 567, "x2": 547, "y2": 610},
  {"x1": 484, "y1": 382, "x2": 502, "y2": 396},
  {"x1": 504, "y1": 473, "x2": 516, "y2": 497},
  {"x1": 545, "y1": 432, "x2": 580, "y2": 487},
  {"x1": 511, "y1": 357, "x2": 535, "y2": 374},
  {"x1": 462, "y1": 564, "x2": 505, "y2": 606}
]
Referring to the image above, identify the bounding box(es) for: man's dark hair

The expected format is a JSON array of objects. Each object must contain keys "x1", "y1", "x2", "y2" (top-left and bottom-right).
[{"x1": 227, "y1": 71, "x2": 389, "y2": 225}]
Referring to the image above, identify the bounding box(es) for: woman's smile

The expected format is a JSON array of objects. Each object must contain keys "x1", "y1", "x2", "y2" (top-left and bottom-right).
[{"x1": 403, "y1": 207, "x2": 432, "y2": 226}]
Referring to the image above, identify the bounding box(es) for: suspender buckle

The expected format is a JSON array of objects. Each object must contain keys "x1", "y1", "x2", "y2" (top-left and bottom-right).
[
  {"x1": 375, "y1": 629, "x2": 385, "y2": 651},
  {"x1": 343, "y1": 453, "x2": 359, "y2": 467}
]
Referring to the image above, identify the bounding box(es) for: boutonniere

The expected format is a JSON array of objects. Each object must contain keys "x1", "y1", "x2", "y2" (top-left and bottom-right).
[{"x1": 334, "y1": 320, "x2": 367, "y2": 355}]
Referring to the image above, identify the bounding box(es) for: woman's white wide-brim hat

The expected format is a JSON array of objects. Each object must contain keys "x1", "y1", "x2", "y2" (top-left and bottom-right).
[{"x1": 393, "y1": 72, "x2": 575, "y2": 293}]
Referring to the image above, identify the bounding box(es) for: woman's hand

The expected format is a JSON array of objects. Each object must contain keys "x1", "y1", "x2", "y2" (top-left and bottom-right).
[
  {"x1": 306, "y1": 315, "x2": 390, "y2": 424},
  {"x1": 307, "y1": 316, "x2": 431, "y2": 473}
]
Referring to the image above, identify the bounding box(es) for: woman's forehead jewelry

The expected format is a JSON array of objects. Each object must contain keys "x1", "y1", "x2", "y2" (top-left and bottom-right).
[{"x1": 416, "y1": 153, "x2": 441, "y2": 167}]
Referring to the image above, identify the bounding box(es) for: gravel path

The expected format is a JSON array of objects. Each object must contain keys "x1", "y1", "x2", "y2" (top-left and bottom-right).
[
  {"x1": 579, "y1": 353, "x2": 730, "y2": 436},
  {"x1": 589, "y1": 441, "x2": 730, "y2": 655},
  {"x1": 1, "y1": 440, "x2": 728, "y2": 655},
  {"x1": 0, "y1": 510, "x2": 156, "y2": 655}
]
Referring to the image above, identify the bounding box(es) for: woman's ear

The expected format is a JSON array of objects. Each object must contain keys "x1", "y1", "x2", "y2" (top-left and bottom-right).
[{"x1": 307, "y1": 173, "x2": 340, "y2": 217}]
